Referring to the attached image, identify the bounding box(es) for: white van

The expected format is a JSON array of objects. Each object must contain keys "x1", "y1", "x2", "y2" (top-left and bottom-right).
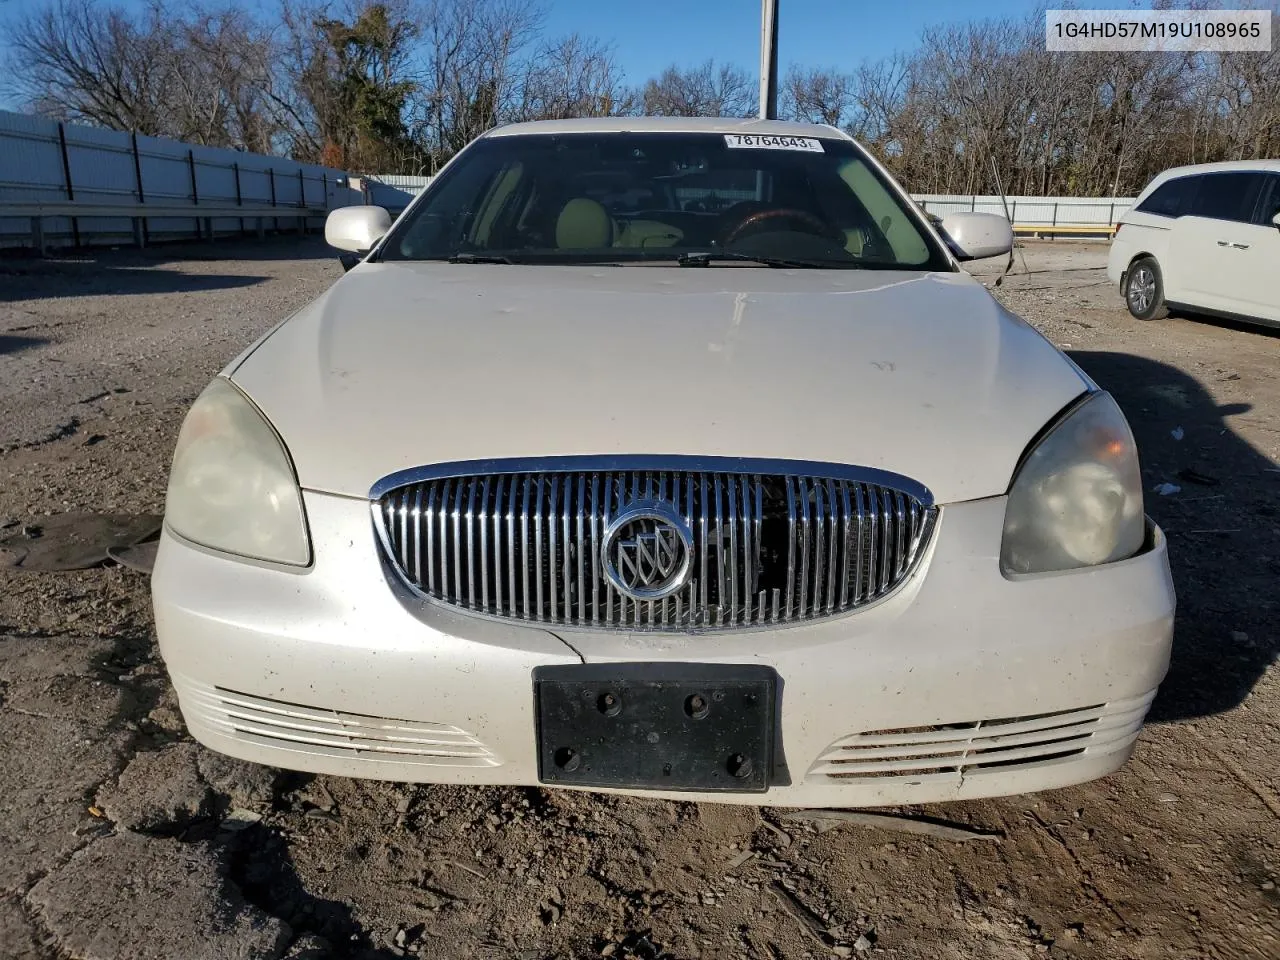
[{"x1": 1108, "y1": 160, "x2": 1280, "y2": 328}]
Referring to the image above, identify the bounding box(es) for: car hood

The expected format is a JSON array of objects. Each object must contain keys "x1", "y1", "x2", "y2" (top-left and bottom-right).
[{"x1": 230, "y1": 262, "x2": 1087, "y2": 504}]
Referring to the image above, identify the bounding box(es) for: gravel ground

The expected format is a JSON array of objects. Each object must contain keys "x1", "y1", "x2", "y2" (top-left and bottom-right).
[{"x1": 1, "y1": 239, "x2": 1277, "y2": 960}]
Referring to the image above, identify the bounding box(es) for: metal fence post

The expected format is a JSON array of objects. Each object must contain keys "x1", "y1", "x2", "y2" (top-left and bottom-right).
[
  {"x1": 269, "y1": 168, "x2": 278, "y2": 234},
  {"x1": 1052, "y1": 201, "x2": 1059, "y2": 226},
  {"x1": 970, "y1": 195, "x2": 976, "y2": 212},
  {"x1": 297, "y1": 168, "x2": 306, "y2": 235},
  {"x1": 188, "y1": 149, "x2": 201, "y2": 240},
  {"x1": 233, "y1": 161, "x2": 244, "y2": 236},
  {"x1": 57, "y1": 122, "x2": 80, "y2": 249},
  {"x1": 1011, "y1": 200, "x2": 1018, "y2": 226},
  {"x1": 131, "y1": 131, "x2": 147, "y2": 248}
]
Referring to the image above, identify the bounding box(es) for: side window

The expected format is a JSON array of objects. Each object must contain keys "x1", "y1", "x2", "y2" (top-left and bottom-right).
[
  {"x1": 1186, "y1": 172, "x2": 1263, "y2": 223},
  {"x1": 1253, "y1": 173, "x2": 1280, "y2": 226},
  {"x1": 1137, "y1": 176, "x2": 1195, "y2": 217}
]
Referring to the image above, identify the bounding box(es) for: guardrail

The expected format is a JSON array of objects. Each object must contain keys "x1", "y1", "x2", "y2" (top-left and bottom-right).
[
  {"x1": 1012, "y1": 223, "x2": 1119, "y2": 238},
  {"x1": 4, "y1": 201, "x2": 331, "y2": 254},
  {"x1": 915, "y1": 193, "x2": 1134, "y2": 237},
  {"x1": 0, "y1": 110, "x2": 355, "y2": 251}
]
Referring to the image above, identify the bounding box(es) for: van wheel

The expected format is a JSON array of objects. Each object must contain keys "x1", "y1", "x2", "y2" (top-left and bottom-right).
[{"x1": 1124, "y1": 257, "x2": 1168, "y2": 321}]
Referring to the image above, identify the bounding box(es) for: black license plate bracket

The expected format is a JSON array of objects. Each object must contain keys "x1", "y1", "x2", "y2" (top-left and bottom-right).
[{"x1": 534, "y1": 663, "x2": 776, "y2": 793}]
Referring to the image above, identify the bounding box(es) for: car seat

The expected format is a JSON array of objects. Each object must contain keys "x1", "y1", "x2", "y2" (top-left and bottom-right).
[{"x1": 555, "y1": 198, "x2": 614, "y2": 249}]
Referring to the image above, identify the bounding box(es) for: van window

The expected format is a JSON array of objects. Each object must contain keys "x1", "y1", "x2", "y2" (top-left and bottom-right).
[
  {"x1": 1254, "y1": 174, "x2": 1280, "y2": 226},
  {"x1": 1136, "y1": 176, "x2": 1196, "y2": 217},
  {"x1": 1186, "y1": 172, "x2": 1264, "y2": 223}
]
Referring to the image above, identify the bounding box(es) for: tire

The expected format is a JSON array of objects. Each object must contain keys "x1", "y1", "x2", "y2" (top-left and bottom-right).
[{"x1": 1124, "y1": 257, "x2": 1168, "y2": 321}]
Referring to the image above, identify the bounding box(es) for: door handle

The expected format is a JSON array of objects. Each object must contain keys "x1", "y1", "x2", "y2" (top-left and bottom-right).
[
  {"x1": 1231, "y1": 242, "x2": 1250, "y2": 250},
  {"x1": 1216, "y1": 239, "x2": 1230, "y2": 246}
]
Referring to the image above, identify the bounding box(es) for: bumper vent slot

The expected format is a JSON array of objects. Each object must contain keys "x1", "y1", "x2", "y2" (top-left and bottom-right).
[
  {"x1": 180, "y1": 683, "x2": 499, "y2": 767},
  {"x1": 810, "y1": 692, "x2": 1156, "y2": 782}
]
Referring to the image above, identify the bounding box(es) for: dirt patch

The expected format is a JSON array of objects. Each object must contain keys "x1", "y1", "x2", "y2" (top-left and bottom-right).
[{"x1": 1, "y1": 239, "x2": 1276, "y2": 959}]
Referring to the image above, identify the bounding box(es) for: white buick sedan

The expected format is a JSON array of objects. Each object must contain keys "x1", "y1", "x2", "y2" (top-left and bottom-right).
[{"x1": 153, "y1": 118, "x2": 1174, "y2": 807}]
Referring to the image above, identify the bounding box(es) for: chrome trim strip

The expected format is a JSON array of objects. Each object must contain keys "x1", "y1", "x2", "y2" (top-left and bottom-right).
[{"x1": 783, "y1": 476, "x2": 797, "y2": 621}]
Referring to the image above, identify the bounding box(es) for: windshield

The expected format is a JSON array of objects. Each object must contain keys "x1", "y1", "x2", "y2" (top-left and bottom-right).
[{"x1": 378, "y1": 132, "x2": 952, "y2": 270}]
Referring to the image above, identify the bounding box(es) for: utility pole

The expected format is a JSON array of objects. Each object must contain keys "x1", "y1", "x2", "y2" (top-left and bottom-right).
[{"x1": 759, "y1": 0, "x2": 779, "y2": 119}]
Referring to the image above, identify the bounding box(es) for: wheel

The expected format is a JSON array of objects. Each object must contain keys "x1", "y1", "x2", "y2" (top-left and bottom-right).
[{"x1": 1124, "y1": 257, "x2": 1168, "y2": 321}]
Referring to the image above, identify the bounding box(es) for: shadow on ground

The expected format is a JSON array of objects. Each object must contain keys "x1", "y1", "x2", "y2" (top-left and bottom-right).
[
  {"x1": 1070, "y1": 350, "x2": 1279, "y2": 724},
  {"x1": 0, "y1": 236, "x2": 340, "y2": 302},
  {"x1": 0, "y1": 334, "x2": 47, "y2": 355},
  {"x1": 1171, "y1": 308, "x2": 1280, "y2": 339},
  {"x1": 223, "y1": 821, "x2": 403, "y2": 960},
  {"x1": 0, "y1": 264, "x2": 270, "y2": 302}
]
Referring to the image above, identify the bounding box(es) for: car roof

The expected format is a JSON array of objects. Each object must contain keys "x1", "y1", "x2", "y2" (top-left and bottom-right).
[
  {"x1": 1159, "y1": 158, "x2": 1280, "y2": 176},
  {"x1": 1143, "y1": 158, "x2": 1280, "y2": 193},
  {"x1": 484, "y1": 116, "x2": 851, "y2": 140}
]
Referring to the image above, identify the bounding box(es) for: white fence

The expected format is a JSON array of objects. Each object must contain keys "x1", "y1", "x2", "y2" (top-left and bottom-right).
[
  {"x1": 914, "y1": 194, "x2": 1134, "y2": 231},
  {"x1": 0, "y1": 111, "x2": 359, "y2": 249},
  {"x1": 362, "y1": 175, "x2": 1133, "y2": 233},
  {"x1": 355, "y1": 175, "x2": 430, "y2": 214}
]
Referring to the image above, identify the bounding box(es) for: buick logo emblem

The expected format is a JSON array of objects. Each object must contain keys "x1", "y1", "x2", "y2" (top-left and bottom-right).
[{"x1": 601, "y1": 501, "x2": 693, "y2": 601}]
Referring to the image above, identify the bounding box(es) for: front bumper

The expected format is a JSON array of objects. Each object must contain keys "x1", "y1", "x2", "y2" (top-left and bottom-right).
[{"x1": 153, "y1": 491, "x2": 1174, "y2": 806}]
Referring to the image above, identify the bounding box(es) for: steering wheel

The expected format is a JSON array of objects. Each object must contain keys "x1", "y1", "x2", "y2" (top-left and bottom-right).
[{"x1": 720, "y1": 206, "x2": 835, "y2": 246}]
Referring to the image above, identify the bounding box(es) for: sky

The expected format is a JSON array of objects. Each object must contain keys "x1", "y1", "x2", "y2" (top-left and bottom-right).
[{"x1": 538, "y1": 0, "x2": 1042, "y2": 81}]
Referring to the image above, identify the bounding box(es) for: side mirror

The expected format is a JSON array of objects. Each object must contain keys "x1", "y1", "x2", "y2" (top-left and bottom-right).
[
  {"x1": 939, "y1": 212, "x2": 1014, "y2": 261},
  {"x1": 1271, "y1": 211, "x2": 1280, "y2": 229},
  {"x1": 324, "y1": 205, "x2": 392, "y2": 255}
]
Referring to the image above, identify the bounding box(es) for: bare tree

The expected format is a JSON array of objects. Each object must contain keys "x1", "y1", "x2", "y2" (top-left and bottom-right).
[
  {"x1": 842, "y1": 8, "x2": 1254, "y2": 197},
  {"x1": 8, "y1": 0, "x2": 173, "y2": 133},
  {"x1": 162, "y1": 7, "x2": 281, "y2": 150},
  {"x1": 404, "y1": 0, "x2": 545, "y2": 169},
  {"x1": 7, "y1": 0, "x2": 290, "y2": 152},
  {"x1": 518, "y1": 33, "x2": 634, "y2": 120},
  {"x1": 1207, "y1": 37, "x2": 1280, "y2": 160},
  {"x1": 782, "y1": 66, "x2": 857, "y2": 129},
  {"x1": 641, "y1": 60, "x2": 754, "y2": 117}
]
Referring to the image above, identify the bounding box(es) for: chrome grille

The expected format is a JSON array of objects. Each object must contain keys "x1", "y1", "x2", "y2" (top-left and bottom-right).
[{"x1": 374, "y1": 461, "x2": 935, "y2": 631}]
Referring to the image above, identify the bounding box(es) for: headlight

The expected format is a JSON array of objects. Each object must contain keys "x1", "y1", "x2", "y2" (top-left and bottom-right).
[
  {"x1": 165, "y1": 378, "x2": 310, "y2": 565},
  {"x1": 1001, "y1": 391, "x2": 1145, "y2": 575}
]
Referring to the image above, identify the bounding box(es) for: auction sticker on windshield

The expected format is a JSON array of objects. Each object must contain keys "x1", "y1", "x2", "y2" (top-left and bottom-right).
[{"x1": 724, "y1": 134, "x2": 825, "y2": 152}]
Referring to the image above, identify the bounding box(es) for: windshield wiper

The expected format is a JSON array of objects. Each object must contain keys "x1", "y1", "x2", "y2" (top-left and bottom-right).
[
  {"x1": 676, "y1": 251, "x2": 856, "y2": 269},
  {"x1": 447, "y1": 252, "x2": 514, "y2": 264}
]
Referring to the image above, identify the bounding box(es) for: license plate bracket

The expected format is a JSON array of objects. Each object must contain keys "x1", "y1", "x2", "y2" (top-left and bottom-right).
[{"x1": 534, "y1": 663, "x2": 776, "y2": 793}]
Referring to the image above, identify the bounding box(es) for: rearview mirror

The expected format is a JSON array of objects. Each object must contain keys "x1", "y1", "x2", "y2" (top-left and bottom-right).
[
  {"x1": 325, "y1": 205, "x2": 392, "y2": 255},
  {"x1": 939, "y1": 212, "x2": 1014, "y2": 261}
]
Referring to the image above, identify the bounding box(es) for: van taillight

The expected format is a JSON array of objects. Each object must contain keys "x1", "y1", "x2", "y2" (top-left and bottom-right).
[{"x1": 1113, "y1": 223, "x2": 1123, "y2": 237}]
